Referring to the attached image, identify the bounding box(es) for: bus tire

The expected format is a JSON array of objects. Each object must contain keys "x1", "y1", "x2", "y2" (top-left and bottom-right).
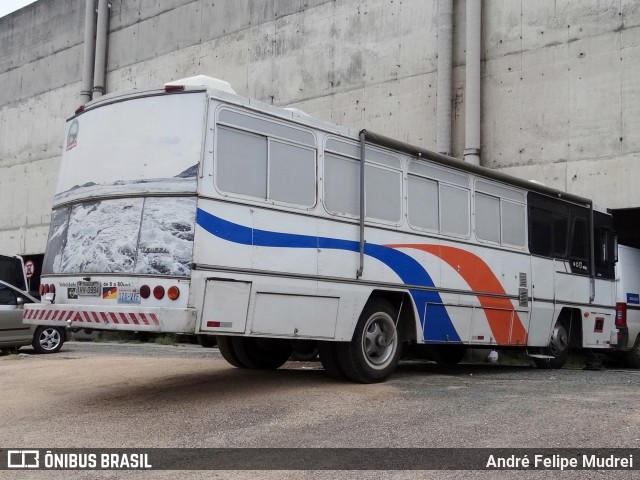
[
  {"x1": 626, "y1": 335, "x2": 640, "y2": 369},
  {"x1": 290, "y1": 340, "x2": 319, "y2": 361},
  {"x1": 216, "y1": 336, "x2": 245, "y2": 368},
  {"x1": 318, "y1": 341, "x2": 347, "y2": 380},
  {"x1": 336, "y1": 300, "x2": 401, "y2": 383},
  {"x1": 231, "y1": 337, "x2": 292, "y2": 370},
  {"x1": 533, "y1": 322, "x2": 569, "y2": 369},
  {"x1": 197, "y1": 334, "x2": 217, "y2": 348}
]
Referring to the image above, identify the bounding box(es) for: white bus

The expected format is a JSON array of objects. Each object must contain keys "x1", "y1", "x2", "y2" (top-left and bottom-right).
[{"x1": 24, "y1": 76, "x2": 619, "y2": 382}]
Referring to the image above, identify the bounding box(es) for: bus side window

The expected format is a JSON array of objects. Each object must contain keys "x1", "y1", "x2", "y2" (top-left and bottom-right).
[
  {"x1": 440, "y1": 185, "x2": 470, "y2": 237},
  {"x1": 324, "y1": 153, "x2": 360, "y2": 216},
  {"x1": 553, "y1": 216, "x2": 569, "y2": 257},
  {"x1": 529, "y1": 208, "x2": 552, "y2": 256},
  {"x1": 269, "y1": 140, "x2": 316, "y2": 207},
  {"x1": 502, "y1": 200, "x2": 526, "y2": 247},
  {"x1": 365, "y1": 164, "x2": 402, "y2": 223},
  {"x1": 216, "y1": 124, "x2": 317, "y2": 208},
  {"x1": 594, "y1": 227, "x2": 603, "y2": 264},
  {"x1": 593, "y1": 211, "x2": 616, "y2": 279},
  {"x1": 475, "y1": 193, "x2": 500, "y2": 243},
  {"x1": 570, "y1": 218, "x2": 588, "y2": 260},
  {"x1": 324, "y1": 138, "x2": 402, "y2": 223},
  {"x1": 407, "y1": 173, "x2": 470, "y2": 237},
  {"x1": 475, "y1": 180, "x2": 525, "y2": 247},
  {"x1": 407, "y1": 175, "x2": 439, "y2": 231},
  {"x1": 527, "y1": 192, "x2": 571, "y2": 260},
  {"x1": 217, "y1": 126, "x2": 268, "y2": 199}
]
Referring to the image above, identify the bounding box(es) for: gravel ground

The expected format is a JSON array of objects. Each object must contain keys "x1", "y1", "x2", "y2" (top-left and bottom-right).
[{"x1": 1, "y1": 341, "x2": 639, "y2": 479}]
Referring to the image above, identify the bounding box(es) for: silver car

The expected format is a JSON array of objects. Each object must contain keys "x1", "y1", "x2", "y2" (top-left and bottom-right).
[{"x1": 0, "y1": 280, "x2": 66, "y2": 354}]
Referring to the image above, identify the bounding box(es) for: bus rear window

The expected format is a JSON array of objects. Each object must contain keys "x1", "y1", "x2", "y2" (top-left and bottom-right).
[{"x1": 42, "y1": 197, "x2": 196, "y2": 276}]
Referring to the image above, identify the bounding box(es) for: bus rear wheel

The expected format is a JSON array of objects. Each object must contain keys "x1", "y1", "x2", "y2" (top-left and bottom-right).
[
  {"x1": 216, "y1": 336, "x2": 245, "y2": 368},
  {"x1": 197, "y1": 334, "x2": 217, "y2": 348},
  {"x1": 336, "y1": 300, "x2": 401, "y2": 383},
  {"x1": 318, "y1": 341, "x2": 347, "y2": 380},
  {"x1": 231, "y1": 337, "x2": 292, "y2": 370},
  {"x1": 533, "y1": 322, "x2": 569, "y2": 369},
  {"x1": 626, "y1": 335, "x2": 640, "y2": 369}
]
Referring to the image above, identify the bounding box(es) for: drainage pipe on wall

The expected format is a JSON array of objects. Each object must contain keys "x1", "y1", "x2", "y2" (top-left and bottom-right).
[
  {"x1": 80, "y1": 0, "x2": 97, "y2": 104},
  {"x1": 436, "y1": 0, "x2": 453, "y2": 156},
  {"x1": 92, "y1": 0, "x2": 110, "y2": 99},
  {"x1": 464, "y1": 0, "x2": 481, "y2": 165}
]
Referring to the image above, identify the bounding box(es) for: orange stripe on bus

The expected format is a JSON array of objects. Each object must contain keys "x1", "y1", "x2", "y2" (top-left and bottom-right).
[{"x1": 387, "y1": 244, "x2": 527, "y2": 345}]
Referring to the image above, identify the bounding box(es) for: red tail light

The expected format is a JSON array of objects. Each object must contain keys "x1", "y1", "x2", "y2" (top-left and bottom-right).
[
  {"x1": 153, "y1": 285, "x2": 165, "y2": 300},
  {"x1": 165, "y1": 84, "x2": 184, "y2": 92},
  {"x1": 167, "y1": 286, "x2": 180, "y2": 301},
  {"x1": 615, "y1": 302, "x2": 627, "y2": 328},
  {"x1": 140, "y1": 285, "x2": 151, "y2": 299},
  {"x1": 43, "y1": 284, "x2": 50, "y2": 294},
  {"x1": 49, "y1": 284, "x2": 56, "y2": 294}
]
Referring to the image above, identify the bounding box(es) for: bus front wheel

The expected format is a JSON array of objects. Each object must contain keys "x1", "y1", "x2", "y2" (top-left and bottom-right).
[
  {"x1": 336, "y1": 300, "x2": 401, "y2": 383},
  {"x1": 533, "y1": 322, "x2": 569, "y2": 369}
]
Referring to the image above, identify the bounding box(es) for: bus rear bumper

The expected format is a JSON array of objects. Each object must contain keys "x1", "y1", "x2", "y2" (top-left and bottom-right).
[{"x1": 23, "y1": 304, "x2": 197, "y2": 334}]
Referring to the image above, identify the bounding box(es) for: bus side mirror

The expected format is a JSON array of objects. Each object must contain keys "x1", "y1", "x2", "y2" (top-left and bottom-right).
[{"x1": 614, "y1": 235, "x2": 619, "y2": 263}]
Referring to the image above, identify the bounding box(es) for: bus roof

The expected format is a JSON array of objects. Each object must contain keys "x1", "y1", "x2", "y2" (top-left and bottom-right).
[
  {"x1": 78, "y1": 78, "x2": 594, "y2": 210},
  {"x1": 362, "y1": 130, "x2": 593, "y2": 208}
]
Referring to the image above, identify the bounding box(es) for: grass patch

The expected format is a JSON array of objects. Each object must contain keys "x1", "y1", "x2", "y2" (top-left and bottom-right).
[
  {"x1": 565, "y1": 353, "x2": 587, "y2": 369},
  {"x1": 84, "y1": 331, "x2": 182, "y2": 345},
  {"x1": 93, "y1": 331, "x2": 142, "y2": 343},
  {"x1": 153, "y1": 334, "x2": 177, "y2": 346}
]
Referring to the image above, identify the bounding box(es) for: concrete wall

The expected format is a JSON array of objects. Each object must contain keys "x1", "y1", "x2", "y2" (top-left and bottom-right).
[
  {"x1": 480, "y1": 0, "x2": 640, "y2": 211},
  {"x1": 0, "y1": 0, "x2": 85, "y2": 254},
  {"x1": 1, "y1": 0, "x2": 640, "y2": 254}
]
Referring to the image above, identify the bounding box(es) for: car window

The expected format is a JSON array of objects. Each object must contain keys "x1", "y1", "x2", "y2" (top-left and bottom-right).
[{"x1": 0, "y1": 284, "x2": 18, "y2": 306}]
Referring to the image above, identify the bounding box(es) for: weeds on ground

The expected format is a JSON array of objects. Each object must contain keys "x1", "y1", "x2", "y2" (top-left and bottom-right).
[
  {"x1": 153, "y1": 334, "x2": 177, "y2": 345},
  {"x1": 93, "y1": 331, "x2": 141, "y2": 343},
  {"x1": 82, "y1": 331, "x2": 181, "y2": 345},
  {"x1": 565, "y1": 353, "x2": 587, "y2": 369}
]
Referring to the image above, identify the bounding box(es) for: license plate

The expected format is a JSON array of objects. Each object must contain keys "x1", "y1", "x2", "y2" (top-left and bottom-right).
[
  {"x1": 77, "y1": 281, "x2": 101, "y2": 296},
  {"x1": 118, "y1": 287, "x2": 141, "y2": 304}
]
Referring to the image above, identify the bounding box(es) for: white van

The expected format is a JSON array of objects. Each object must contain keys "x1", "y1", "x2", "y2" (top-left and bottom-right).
[{"x1": 615, "y1": 245, "x2": 640, "y2": 367}]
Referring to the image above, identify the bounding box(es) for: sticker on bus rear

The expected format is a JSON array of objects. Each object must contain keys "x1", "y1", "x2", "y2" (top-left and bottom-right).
[
  {"x1": 627, "y1": 293, "x2": 640, "y2": 305},
  {"x1": 103, "y1": 287, "x2": 118, "y2": 300}
]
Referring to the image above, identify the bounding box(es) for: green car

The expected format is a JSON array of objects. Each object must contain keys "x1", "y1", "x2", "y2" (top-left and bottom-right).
[{"x1": 0, "y1": 280, "x2": 66, "y2": 354}]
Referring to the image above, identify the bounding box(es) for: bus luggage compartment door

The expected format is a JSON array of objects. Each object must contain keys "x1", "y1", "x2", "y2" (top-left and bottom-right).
[{"x1": 199, "y1": 279, "x2": 251, "y2": 333}]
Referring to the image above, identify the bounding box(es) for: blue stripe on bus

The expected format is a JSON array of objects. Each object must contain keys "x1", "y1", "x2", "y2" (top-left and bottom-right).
[{"x1": 196, "y1": 208, "x2": 460, "y2": 342}]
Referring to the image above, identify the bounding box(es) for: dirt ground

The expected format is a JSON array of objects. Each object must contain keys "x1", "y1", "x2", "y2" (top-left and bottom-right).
[{"x1": 1, "y1": 341, "x2": 639, "y2": 479}]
